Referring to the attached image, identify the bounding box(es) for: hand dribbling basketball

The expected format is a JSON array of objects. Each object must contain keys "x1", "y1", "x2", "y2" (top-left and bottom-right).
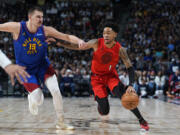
[{"x1": 121, "y1": 86, "x2": 139, "y2": 110}]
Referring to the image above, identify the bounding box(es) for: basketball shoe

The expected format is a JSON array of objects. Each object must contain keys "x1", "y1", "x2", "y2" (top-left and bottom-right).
[
  {"x1": 139, "y1": 119, "x2": 149, "y2": 131},
  {"x1": 56, "y1": 116, "x2": 74, "y2": 130}
]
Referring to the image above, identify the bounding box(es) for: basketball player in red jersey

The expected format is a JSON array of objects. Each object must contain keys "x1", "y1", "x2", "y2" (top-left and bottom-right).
[{"x1": 53, "y1": 21, "x2": 149, "y2": 131}]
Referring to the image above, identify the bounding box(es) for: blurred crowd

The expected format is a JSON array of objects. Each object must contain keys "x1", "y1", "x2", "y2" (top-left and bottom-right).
[
  {"x1": 121, "y1": 0, "x2": 180, "y2": 99},
  {"x1": 0, "y1": 0, "x2": 179, "y2": 98}
]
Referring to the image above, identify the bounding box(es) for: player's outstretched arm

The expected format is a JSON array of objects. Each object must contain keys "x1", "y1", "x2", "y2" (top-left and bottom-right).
[
  {"x1": 56, "y1": 39, "x2": 98, "y2": 50},
  {"x1": 0, "y1": 50, "x2": 30, "y2": 85},
  {"x1": 0, "y1": 22, "x2": 20, "y2": 33},
  {"x1": 46, "y1": 37, "x2": 98, "y2": 50},
  {"x1": 44, "y1": 26, "x2": 85, "y2": 46},
  {"x1": 119, "y1": 47, "x2": 135, "y2": 93}
]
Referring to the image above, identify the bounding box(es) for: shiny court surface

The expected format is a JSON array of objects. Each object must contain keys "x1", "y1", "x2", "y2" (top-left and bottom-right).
[{"x1": 0, "y1": 97, "x2": 179, "y2": 135}]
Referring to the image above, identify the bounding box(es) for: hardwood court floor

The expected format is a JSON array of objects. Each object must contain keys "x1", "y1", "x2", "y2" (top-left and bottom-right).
[{"x1": 0, "y1": 97, "x2": 179, "y2": 135}]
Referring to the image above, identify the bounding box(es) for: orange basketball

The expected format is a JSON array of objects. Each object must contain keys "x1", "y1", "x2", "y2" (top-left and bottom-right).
[{"x1": 121, "y1": 92, "x2": 139, "y2": 110}]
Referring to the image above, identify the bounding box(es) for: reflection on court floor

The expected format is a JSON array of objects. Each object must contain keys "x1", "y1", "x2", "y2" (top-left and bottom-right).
[{"x1": 0, "y1": 97, "x2": 179, "y2": 135}]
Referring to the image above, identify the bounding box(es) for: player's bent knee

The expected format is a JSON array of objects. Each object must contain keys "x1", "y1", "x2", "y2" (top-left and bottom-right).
[
  {"x1": 96, "y1": 96, "x2": 110, "y2": 115},
  {"x1": 30, "y1": 88, "x2": 44, "y2": 105},
  {"x1": 45, "y1": 74, "x2": 61, "y2": 97},
  {"x1": 112, "y1": 82, "x2": 126, "y2": 99}
]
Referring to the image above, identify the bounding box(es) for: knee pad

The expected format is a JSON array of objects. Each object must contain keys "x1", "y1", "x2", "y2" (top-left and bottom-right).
[
  {"x1": 112, "y1": 82, "x2": 126, "y2": 99},
  {"x1": 30, "y1": 88, "x2": 44, "y2": 105},
  {"x1": 96, "y1": 96, "x2": 110, "y2": 115},
  {"x1": 45, "y1": 74, "x2": 61, "y2": 97}
]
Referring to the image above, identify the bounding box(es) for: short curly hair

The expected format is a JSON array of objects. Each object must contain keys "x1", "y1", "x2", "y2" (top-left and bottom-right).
[{"x1": 103, "y1": 20, "x2": 119, "y2": 33}]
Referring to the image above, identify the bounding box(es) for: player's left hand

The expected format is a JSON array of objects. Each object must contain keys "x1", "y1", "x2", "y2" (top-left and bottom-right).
[
  {"x1": 126, "y1": 86, "x2": 136, "y2": 94},
  {"x1": 46, "y1": 37, "x2": 56, "y2": 44},
  {"x1": 4, "y1": 64, "x2": 30, "y2": 85}
]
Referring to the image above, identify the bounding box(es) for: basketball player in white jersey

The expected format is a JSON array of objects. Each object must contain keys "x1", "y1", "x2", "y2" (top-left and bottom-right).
[{"x1": 0, "y1": 49, "x2": 29, "y2": 85}]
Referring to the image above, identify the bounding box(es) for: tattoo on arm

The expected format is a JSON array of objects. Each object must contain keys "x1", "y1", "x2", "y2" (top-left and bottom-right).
[
  {"x1": 56, "y1": 39, "x2": 98, "y2": 50},
  {"x1": 62, "y1": 43, "x2": 79, "y2": 50},
  {"x1": 57, "y1": 40, "x2": 79, "y2": 50},
  {"x1": 85, "y1": 39, "x2": 98, "y2": 50},
  {"x1": 87, "y1": 39, "x2": 98, "y2": 45},
  {"x1": 119, "y1": 47, "x2": 132, "y2": 68}
]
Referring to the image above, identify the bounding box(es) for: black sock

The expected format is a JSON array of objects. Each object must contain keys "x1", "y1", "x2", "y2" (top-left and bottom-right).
[
  {"x1": 131, "y1": 107, "x2": 145, "y2": 123},
  {"x1": 112, "y1": 83, "x2": 146, "y2": 124}
]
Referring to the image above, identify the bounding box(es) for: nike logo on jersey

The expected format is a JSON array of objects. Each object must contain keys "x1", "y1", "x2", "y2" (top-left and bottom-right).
[{"x1": 37, "y1": 33, "x2": 43, "y2": 36}]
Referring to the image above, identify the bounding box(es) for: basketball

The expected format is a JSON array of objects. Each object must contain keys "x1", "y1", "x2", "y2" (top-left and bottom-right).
[{"x1": 121, "y1": 92, "x2": 139, "y2": 110}]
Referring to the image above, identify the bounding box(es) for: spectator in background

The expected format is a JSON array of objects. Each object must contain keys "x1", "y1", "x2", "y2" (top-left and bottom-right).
[
  {"x1": 154, "y1": 71, "x2": 166, "y2": 97},
  {"x1": 119, "y1": 71, "x2": 129, "y2": 86},
  {"x1": 168, "y1": 41, "x2": 175, "y2": 52},
  {"x1": 169, "y1": 58, "x2": 180, "y2": 74},
  {"x1": 170, "y1": 69, "x2": 180, "y2": 95},
  {"x1": 60, "y1": 69, "x2": 75, "y2": 96},
  {"x1": 171, "y1": 69, "x2": 180, "y2": 85},
  {"x1": 138, "y1": 79, "x2": 148, "y2": 98},
  {"x1": 147, "y1": 70, "x2": 156, "y2": 97},
  {"x1": 73, "y1": 68, "x2": 83, "y2": 95},
  {"x1": 138, "y1": 71, "x2": 148, "y2": 86},
  {"x1": 138, "y1": 71, "x2": 148, "y2": 97}
]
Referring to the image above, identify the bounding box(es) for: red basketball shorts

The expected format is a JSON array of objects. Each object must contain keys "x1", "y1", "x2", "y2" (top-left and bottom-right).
[{"x1": 91, "y1": 73, "x2": 120, "y2": 98}]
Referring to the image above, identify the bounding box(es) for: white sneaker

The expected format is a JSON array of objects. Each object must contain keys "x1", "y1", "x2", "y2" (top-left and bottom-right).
[
  {"x1": 28, "y1": 94, "x2": 38, "y2": 115},
  {"x1": 56, "y1": 119, "x2": 74, "y2": 130}
]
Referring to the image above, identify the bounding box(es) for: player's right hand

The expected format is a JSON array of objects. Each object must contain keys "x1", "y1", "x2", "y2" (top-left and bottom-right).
[
  {"x1": 4, "y1": 64, "x2": 30, "y2": 85},
  {"x1": 126, "y1": 86, "x2": 136, "y2": 94},
  {"x1": 78, "y1": 40, "x2": 88, "y2": 49}
]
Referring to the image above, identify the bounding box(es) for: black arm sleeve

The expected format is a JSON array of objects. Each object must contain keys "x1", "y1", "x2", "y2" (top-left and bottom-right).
[{"x1": 127, "y1": 66, "x2": 135, "y2": 86}]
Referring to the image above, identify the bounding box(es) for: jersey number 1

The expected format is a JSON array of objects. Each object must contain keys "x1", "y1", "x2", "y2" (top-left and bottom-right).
[{"x1": 109, "y1": 65, "x2": 112, "y2": 71}]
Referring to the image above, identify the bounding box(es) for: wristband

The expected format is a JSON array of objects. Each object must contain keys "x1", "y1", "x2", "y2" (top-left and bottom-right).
[{"x1": 127, "y1": 66, "x2": 135, "y2": 86}]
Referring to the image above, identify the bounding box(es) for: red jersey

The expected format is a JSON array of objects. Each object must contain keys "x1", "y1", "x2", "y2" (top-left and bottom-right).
[{"x1": 91, "y1": 38, "x2": 121, "y2": 75}]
